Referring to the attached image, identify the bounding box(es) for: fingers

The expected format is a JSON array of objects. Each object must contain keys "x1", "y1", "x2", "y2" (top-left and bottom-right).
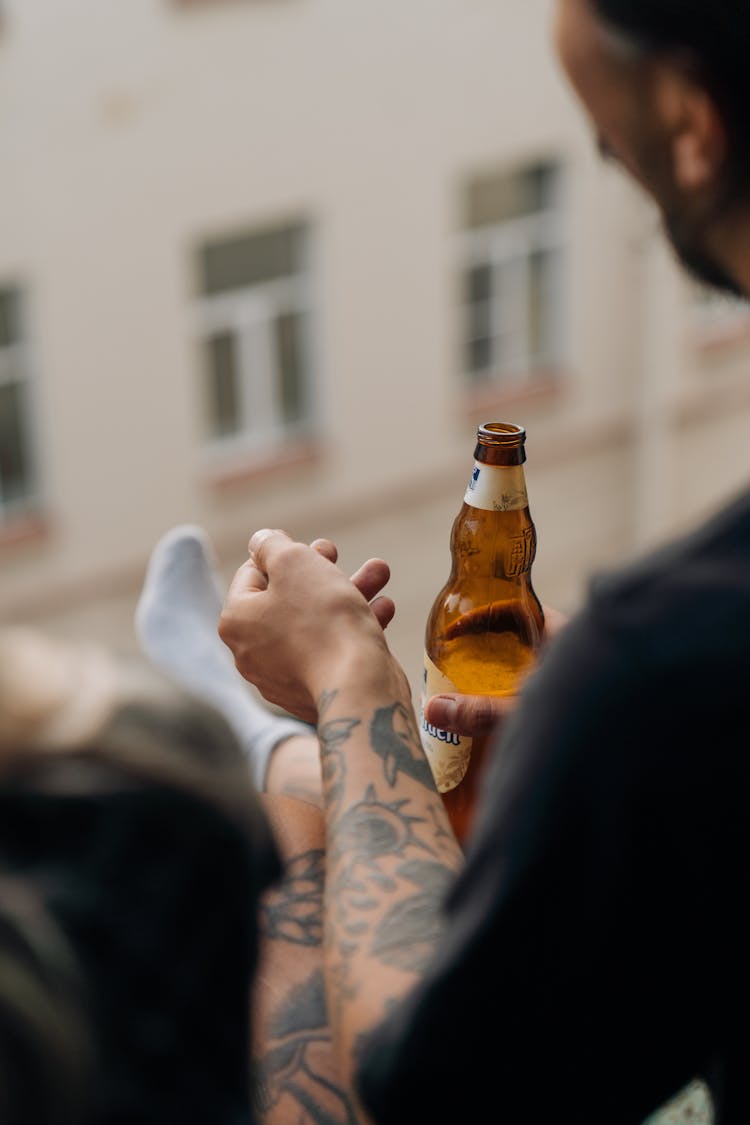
[
  {"x1": 310, "y1": 538, "x2": 338, "y2": 565},
  {"x1": 247, "y1": 528, "x2": 293, "y2": 575},
  {"x1": 226, "y1": 556, "x2": 268, "y2": 599},
  {"x1": 369, "y1": 595, "x2": 396, "y2": 631},
  {"x1": 350, "y1": 558, "x2": 393, "y2": 630},
  {"x1": 305, "y1": 539, "x2": 391, "y2": 605},
  {"x1": 249, "y1": 530, "x2": 339, "y2": 574},
  {"x1": 423, "y1": 693, "x2": 517, "y2": 738},
  {"x1": 246, "y1": 529, "x2": 393, "y2": 629},
  {"x1": 350, "y1": 558, "x2": 390, "y2": 602}
]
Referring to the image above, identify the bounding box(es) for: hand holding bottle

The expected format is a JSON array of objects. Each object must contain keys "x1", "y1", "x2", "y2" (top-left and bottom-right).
[{"x1": 423, "y1": 602, "x2": 569, "y2": 738}]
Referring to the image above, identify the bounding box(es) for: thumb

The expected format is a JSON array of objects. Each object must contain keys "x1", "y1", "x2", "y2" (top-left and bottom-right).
[
  {"x1": 424, "y1": 693, "x2": 517, "y2": 738},
  {"x1": 247, "y1": 528, "x2": 294, "y2": 575}
]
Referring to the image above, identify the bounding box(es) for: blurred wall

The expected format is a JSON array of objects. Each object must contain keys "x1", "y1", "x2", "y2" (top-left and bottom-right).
[{"x1": 2, "y1": 0, "x2": 750, "y2": 703}]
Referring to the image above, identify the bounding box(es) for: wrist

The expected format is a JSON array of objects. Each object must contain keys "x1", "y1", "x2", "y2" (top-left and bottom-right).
[{"x1": 309, "y1": 641, "x2": 411, "y2": 715}]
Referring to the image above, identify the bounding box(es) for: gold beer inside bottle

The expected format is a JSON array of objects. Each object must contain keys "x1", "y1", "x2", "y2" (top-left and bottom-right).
[
  {"x1": 428, "y1": 508, "x2": 542, "y2": 691},
  {"x1": 423, "y1": 422, "x2": 545, "y2": 843}
]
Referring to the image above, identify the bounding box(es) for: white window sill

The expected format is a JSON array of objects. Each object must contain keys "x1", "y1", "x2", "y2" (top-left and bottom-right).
[{"x1": 199, "y1": 436, "x2": 323, "y2": 490}]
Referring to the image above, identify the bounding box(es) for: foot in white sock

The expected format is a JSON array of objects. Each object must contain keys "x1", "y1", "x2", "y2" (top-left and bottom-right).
[{"x1": 135, "y1": 524, "x2": 313, "y2": 789}]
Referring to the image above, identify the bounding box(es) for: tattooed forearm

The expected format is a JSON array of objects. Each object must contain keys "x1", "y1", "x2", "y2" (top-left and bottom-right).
[
  {"x1": 319, "y1": 692, "x2": 437, "y2": 802},
  {"x1": 255, "y1": 843, "x2": 358, "y2": 1123},
  {"x1": 313, "y1": 686, "x2": 464, "y2": 1085},
  {"x1": 370, "y1": 702, "x2": 436, "y2": 789},
  {"x1": 327, "y1": 784, "x2": 433, "y2": 872},
  {"x1": 254, "y1": 970, "x2": 358, "y2": 1125},
  {"x1": 325, "y1": 786, "x2": 455, "y2": 1017},
  {"x1": 371, "y1": 859, "x2": 455, "y2": 972},
  {"x1": 260, "y1": 849, "x2": 325, "y2": 947},
  {"x1": 318, "y1": 694, "x2": 361, "y2": 816}
]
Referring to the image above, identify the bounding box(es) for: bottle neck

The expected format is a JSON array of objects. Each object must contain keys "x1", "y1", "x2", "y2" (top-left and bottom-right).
[
  {"x1": 473, "y1": 422, "x2": 527, "y2": 468},
  {"x1": 463, "y1": 460, "x2": 528, "y2": 513}
]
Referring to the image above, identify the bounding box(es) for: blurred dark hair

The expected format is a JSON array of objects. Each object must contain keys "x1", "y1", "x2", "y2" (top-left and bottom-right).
[
  {"x1": 0, "y1": 638, "x2": 280, "y2": 1125},
  {"x1": 591, "y1": 0, "x2": 750, "y2": 192}
]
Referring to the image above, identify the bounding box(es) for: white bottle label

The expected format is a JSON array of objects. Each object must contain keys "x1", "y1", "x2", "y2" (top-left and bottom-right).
[
  {"x1": 420, "y1": 653, "x2": 472, "y2": 794},
  {"x1": 464, "y1": 462, "x2": 528, "y2": 512}
]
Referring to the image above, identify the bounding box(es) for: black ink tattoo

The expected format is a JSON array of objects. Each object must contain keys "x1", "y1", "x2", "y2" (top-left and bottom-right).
[
  {"x1": 260, "y1": 849, "x2": 325, "y2": 947},
  {"x1": 329, "y1": 784, "x2": 431, "y2": 872},
  {"x1": 318, "y1": 690, "x2": 360, "y2": 815},
  {"x1": 327, "y1": 786, "x2": 438, "y2": 1010},
  {"x1": 255, "y1": 847, "x2": 356, "y2": 1122},
  {"x1": 371, "y1": 893, "x2": 443, "y2": 973},
  {"x1": 312, "y1": 693, "x2": 461, "y2": 1036},
  {"x1": 371, "y1": 860, "x2": 454, "y2": 973},
  {"x1": 255, "y1": 970, "x2": 358, "y2": 1124},
  {"x1": 370, "y1": 702, "x2": 436, "y2": 790},
  {"x1": 317, "y1": 690, "x2": 337, "y2": 721}
]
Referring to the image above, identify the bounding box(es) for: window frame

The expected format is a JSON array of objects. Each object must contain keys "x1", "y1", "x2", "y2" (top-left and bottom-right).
[
  {"x1": 460, "y1": 162, "x2": 567, "y2": 387},
  {"x1": 193, "y1": 224, "x2": 320, "y2": 465},
  {"x1": 0, "y1": 286, "x2": 40, "y2": 525}
]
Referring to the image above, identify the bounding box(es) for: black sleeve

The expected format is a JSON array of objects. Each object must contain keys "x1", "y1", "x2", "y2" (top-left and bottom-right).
[{"x1": 356, "y1": 607, "x2": 727, "y2": 1125}]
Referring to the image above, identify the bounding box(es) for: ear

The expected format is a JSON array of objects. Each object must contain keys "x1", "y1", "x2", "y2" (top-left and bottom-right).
[{"x1": 656, "y1": 66, "x2": 728, "y2": 192}]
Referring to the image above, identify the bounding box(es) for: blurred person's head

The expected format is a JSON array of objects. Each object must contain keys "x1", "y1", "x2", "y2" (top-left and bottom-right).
[
  {"x1": 554, "y1": 0, "x2": 750, "y2": 298},
  {"x1": 0, "y1": 628, "x2": 280, "y2": 1125}
]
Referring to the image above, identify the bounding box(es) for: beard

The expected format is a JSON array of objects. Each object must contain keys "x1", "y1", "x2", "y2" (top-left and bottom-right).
[{"x1": 663, "y1": 206, "x2": 746, "y2": 299}]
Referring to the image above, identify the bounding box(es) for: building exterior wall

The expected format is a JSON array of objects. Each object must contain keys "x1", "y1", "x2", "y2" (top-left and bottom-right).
[{"x1": 2, "y1": 0, "x2": 750, "y2": 706}]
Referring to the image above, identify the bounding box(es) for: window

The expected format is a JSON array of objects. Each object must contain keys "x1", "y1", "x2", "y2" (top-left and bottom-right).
[
  {"x1": 0, "y1": 287, "x2": 38, "y2": 525},
  {"x1": 461, "y1": 161, "x2": 565, "y2": 385},
  {"x1": 194, "y1": 220, "x2": 317, "y2": 459}
]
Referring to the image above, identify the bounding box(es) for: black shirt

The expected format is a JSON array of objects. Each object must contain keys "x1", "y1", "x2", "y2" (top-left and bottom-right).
[{"x1": 358, "y1": 486, "x2": 750, "y2": 1124}]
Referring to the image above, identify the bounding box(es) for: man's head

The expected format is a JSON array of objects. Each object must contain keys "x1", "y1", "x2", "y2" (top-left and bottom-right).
[{"x1": 554, "y1": 0, "x2": 750, "y2": 297}]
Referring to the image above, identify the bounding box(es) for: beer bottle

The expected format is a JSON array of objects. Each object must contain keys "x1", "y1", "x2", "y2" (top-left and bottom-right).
[{"x1": 420, "y1": 422, "x2": 545, "y2": 844}]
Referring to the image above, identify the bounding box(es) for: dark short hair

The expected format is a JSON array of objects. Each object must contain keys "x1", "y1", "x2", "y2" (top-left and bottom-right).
[{"x1": 591, "y1": 0, "x2": 750, "y2": 186}]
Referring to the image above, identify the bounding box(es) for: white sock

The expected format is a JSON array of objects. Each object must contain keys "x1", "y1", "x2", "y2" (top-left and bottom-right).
[{"x1": 134, "y1": 524, "x2": 313, "y2": 790}]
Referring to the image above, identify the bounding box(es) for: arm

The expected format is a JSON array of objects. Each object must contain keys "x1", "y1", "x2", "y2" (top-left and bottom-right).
[
  {"x1": 253, "y1": 795, "x2": 357, "y2": 1124},
  {"x1": 219, "y1": 531, "x2": 464, "y2": 1110}
]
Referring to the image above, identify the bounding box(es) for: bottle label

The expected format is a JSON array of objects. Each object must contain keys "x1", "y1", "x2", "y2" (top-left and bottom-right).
[
  {"x1": 464, "y1": 462, "x2": 528, "y2": 513},
  {"x1": 420, "y1": 653, "x2": 472, "y2": 794}
]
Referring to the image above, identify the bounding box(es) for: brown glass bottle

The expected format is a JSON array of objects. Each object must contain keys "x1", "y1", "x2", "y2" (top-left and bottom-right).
[{"x1": 420, "y1": 422, "x2": 545, "y2": 845}]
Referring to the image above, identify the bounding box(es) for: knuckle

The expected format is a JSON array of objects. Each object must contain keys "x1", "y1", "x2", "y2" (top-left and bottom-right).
[
  {"x1": 217, "y1": 612, "x2": 234, "y2": 644},
  {"x1": 272, "y1": 538, "x2": 301, "y2": 562},
  {"x1": 459, "y1": 698, "x2": 498, "y2": 734}
]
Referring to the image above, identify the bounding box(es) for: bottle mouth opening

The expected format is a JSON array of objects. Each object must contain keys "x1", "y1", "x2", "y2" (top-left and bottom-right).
[{"x1": 477, "y1": 422, "x2": 526, "y2": 445}]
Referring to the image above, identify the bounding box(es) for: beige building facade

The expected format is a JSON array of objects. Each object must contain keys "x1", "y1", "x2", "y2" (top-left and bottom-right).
[{"x1": 2, "y1": 0, "x2": 750, "y2": 702}]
